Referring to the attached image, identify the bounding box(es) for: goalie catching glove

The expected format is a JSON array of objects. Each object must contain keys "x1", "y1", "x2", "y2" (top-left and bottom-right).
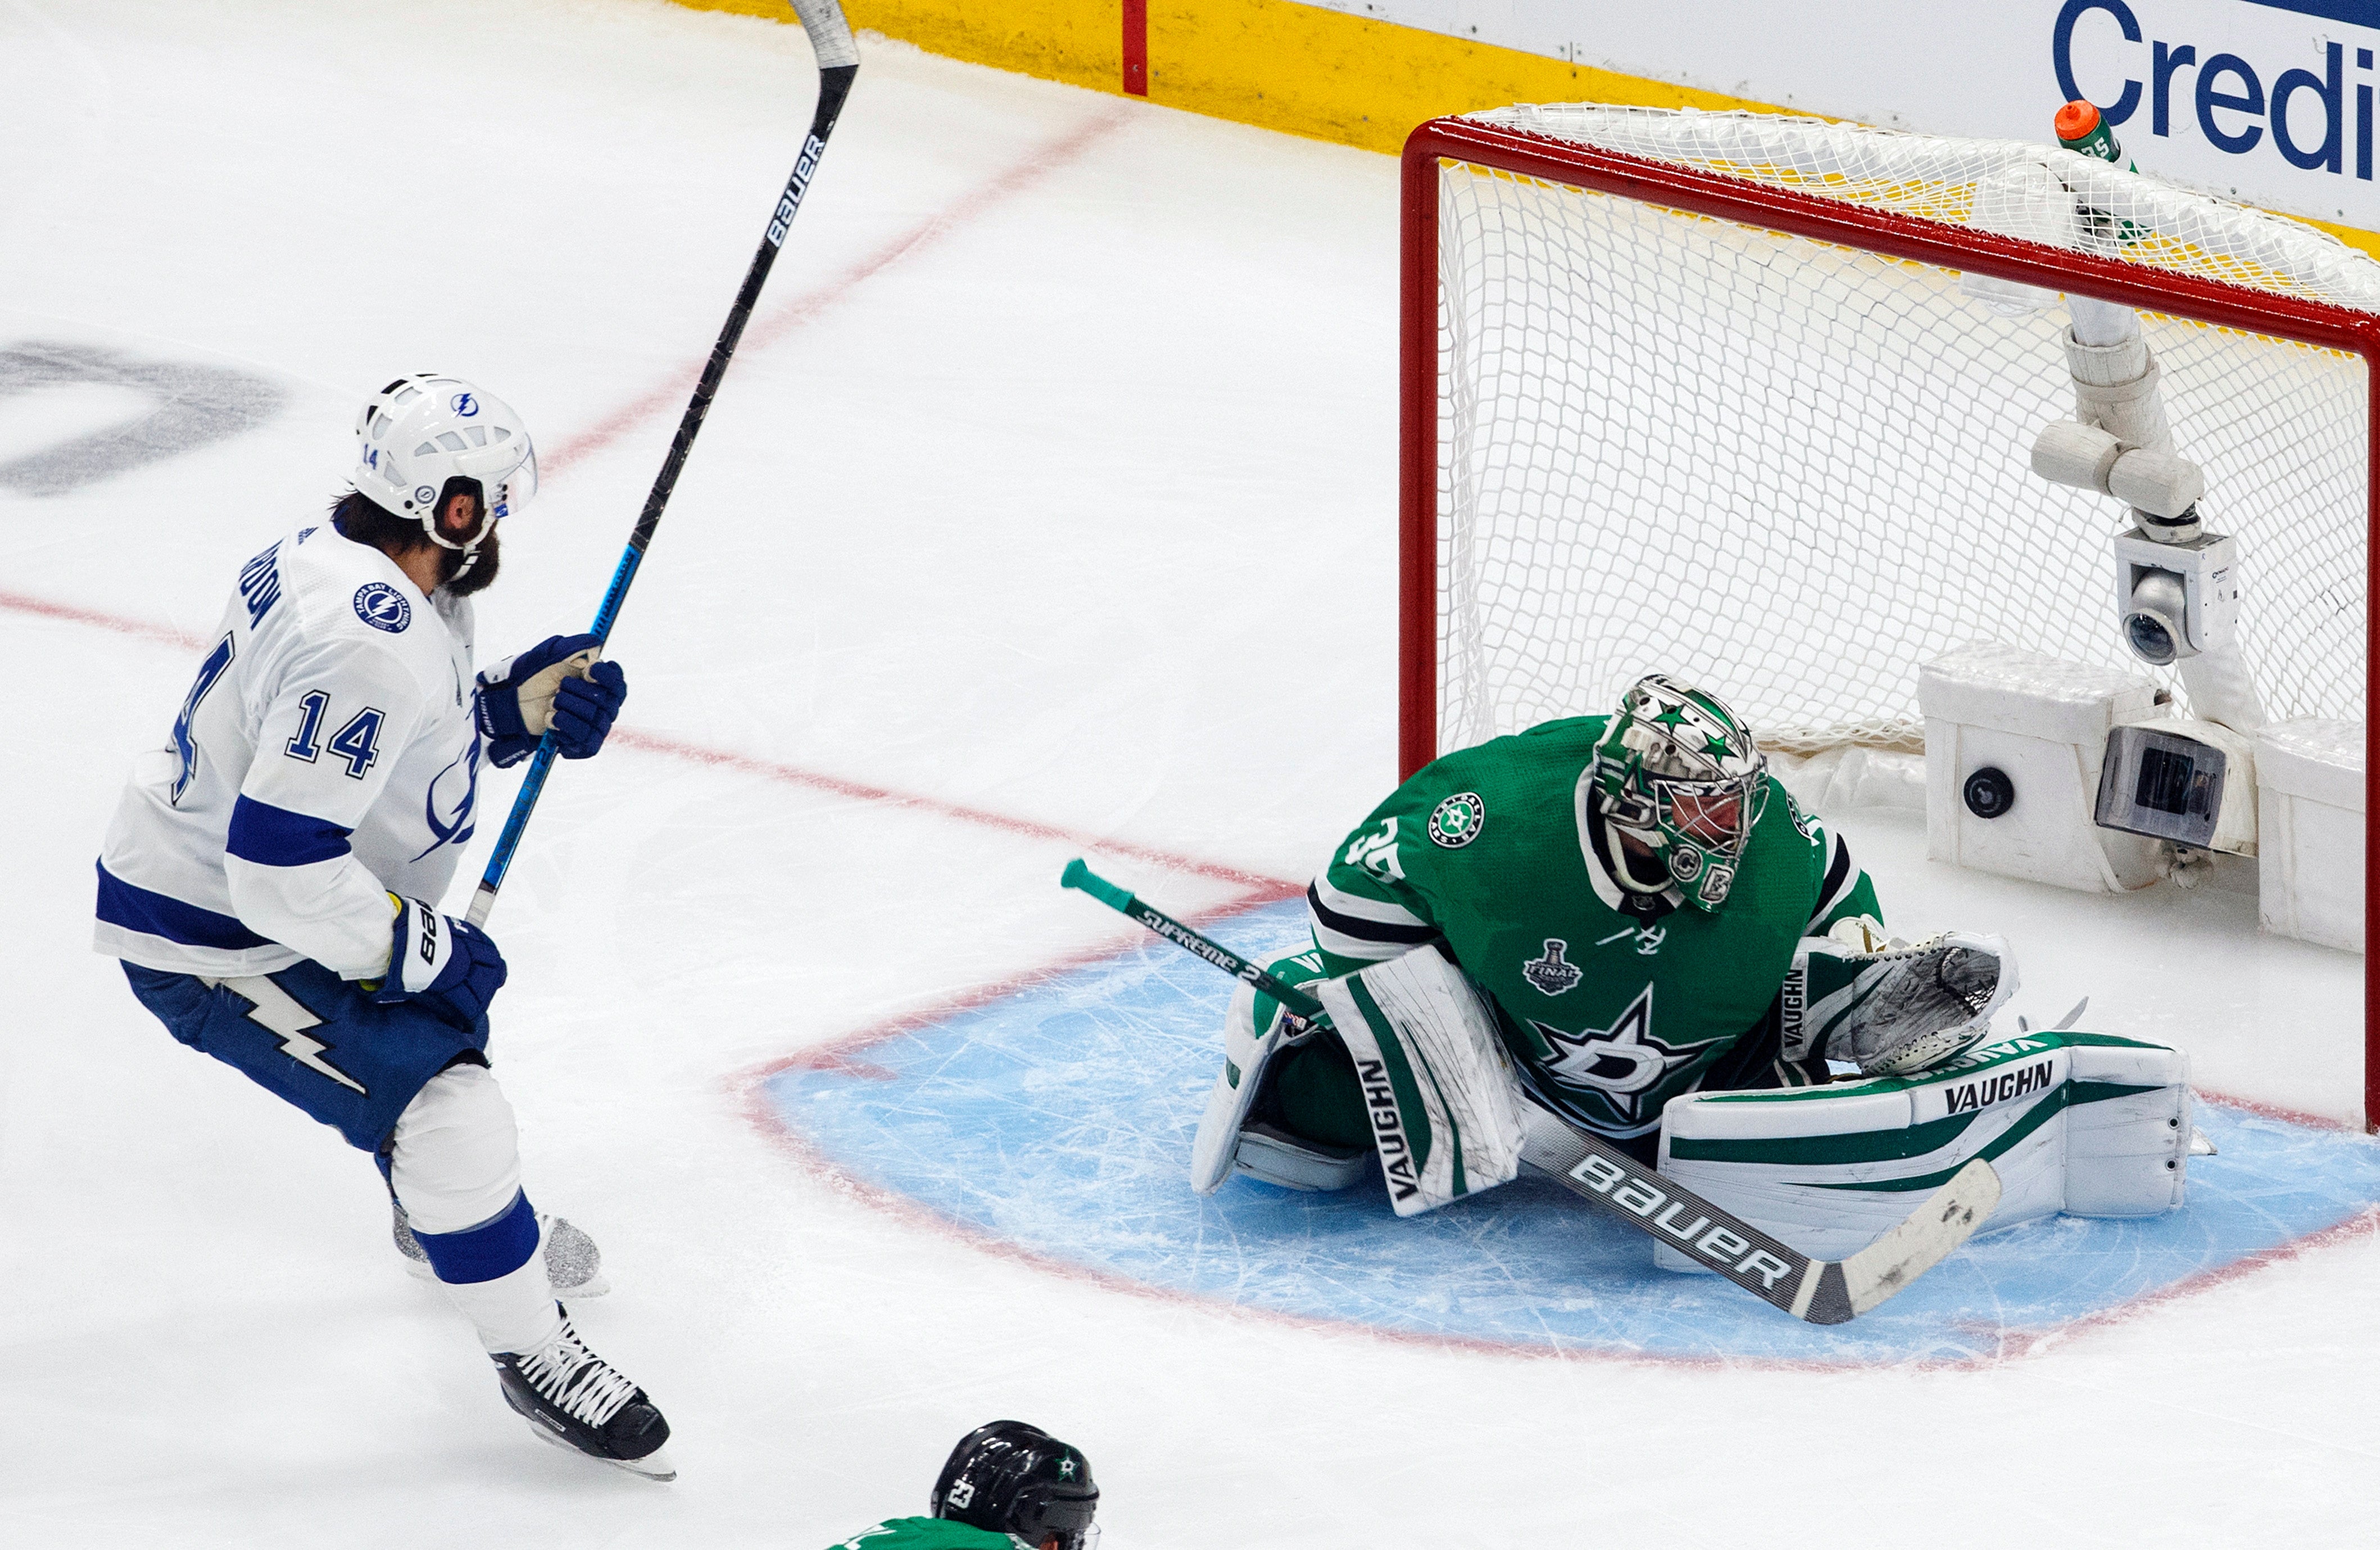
[{"x1": 1784, "y1": 921, "x2": 2014, "y2": 1077}]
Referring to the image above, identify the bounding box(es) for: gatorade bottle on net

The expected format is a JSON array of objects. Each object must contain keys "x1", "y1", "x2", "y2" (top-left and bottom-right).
[
  {"x1": 2055, "y1": 98, "x2": 2141, "y2": 244},
  {"x1": 2054, "y1": 98, "x2": 2137, "y2": 169}
]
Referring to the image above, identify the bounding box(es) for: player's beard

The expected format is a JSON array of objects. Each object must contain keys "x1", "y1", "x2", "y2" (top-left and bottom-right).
[{"x1": 440, "y1": 525, "x2": 501, "y2": 596}]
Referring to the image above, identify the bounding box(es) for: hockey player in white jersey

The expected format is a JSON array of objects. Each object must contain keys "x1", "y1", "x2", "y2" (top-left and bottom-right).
[{"x1": 93, "y1": 375, "x2": 671, "y2": 1479}]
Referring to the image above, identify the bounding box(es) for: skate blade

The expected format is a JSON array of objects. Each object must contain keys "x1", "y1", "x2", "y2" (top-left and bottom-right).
[
  {"x1": 519, "y1": 1418, "x2": 671, "y2": 1476},
  {"x1": 522, "y1": 1418, "x2": 676, "y2": 1481}
]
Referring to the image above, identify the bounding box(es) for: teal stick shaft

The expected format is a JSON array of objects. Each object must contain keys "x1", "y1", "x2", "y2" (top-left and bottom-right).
[{"x1": 1059, "y1": 858, "x2": 1326, "y2": 1021}]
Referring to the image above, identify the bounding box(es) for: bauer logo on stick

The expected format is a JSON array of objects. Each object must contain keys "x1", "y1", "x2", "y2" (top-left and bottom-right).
[{"x1": 1427, "y1": 791, "x2": 1485, "y2": 847}]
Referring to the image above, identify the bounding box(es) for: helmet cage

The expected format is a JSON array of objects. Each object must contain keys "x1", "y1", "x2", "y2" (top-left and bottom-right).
[
  {"x1": 1588, "y1": 674, "x2": 1769, "y2": 912},
  {"x1": 1649, "y1": 768, "x2": 1768, "y2": 884}
]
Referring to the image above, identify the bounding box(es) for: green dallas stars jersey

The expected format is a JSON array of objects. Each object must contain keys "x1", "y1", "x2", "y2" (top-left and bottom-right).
[
  {"x1": 1289, "y1": 715, "x2": 1880, "y2": 1144},
  {"x1": 826, "y1": 1518, "x2": 1036, "y2": 1550}
]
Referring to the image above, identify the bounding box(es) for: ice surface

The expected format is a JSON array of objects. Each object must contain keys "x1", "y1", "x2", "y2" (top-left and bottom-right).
[
  {"x1": 767, "y1": 898, "x2": 2380, "y2": 1367},
  {"x1": 3, "y1": 3, "x2": 2376, "y2": 1548}
]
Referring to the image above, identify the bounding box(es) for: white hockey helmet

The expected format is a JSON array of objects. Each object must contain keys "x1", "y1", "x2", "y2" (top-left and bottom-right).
[{"x1": 352, "y1": 374, "x2": 538, "y2": 555}]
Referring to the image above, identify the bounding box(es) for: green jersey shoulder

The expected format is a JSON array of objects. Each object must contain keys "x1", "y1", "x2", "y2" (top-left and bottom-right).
[
  {"x1": 827, "y1": 1517, "x2": 1033, "y2": 1550},
  {"x1": 1302, "y1": 716, "x2": 1880, "y2": 1138}
]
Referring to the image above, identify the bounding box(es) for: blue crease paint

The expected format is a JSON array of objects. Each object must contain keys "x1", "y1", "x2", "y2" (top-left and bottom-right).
[{"x1": 768, "y1": 899, "x2": 2380, "y2": 1364}]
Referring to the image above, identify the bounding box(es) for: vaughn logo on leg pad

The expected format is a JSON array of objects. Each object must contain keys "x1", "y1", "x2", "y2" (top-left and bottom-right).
[
  {"x1": 1942, "y1": 1058, "x2": 2056, "y2": 1115},
  {"x1": 1356, "y1": 1056, "x2": 1420, "y2": 1204}
]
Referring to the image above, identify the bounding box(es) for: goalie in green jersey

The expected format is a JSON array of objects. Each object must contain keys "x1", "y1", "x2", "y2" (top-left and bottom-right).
[{"x1": 1191, "y1": 673, "x2": 2021, "y2": 1202}]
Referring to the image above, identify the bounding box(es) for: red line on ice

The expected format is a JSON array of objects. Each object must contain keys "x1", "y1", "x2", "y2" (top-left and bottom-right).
[
  {"x1": 1986, "y1": 1199, "x2": 2380, "y2": 1362},
  {"x1": 22, "y1": 596, "x2": 2369, "y2": 1363},
  {"x1": 0, "y1": 589, "x2": 1280, "y2": 894},
  {"x1": 540, "y1": 102, "x2": 1136, "y2": 481},
  {"x1": 0, "y1": 587, "x2": 202, "y2": 651},
  {"x1": 609, "y1": 727, "x2": 1298, "y2": 896}
]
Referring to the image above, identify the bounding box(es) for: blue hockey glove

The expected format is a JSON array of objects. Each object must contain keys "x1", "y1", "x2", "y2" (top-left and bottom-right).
[
  {"x1": 477, "y1": 634, "x2": 624, "y2": 767},
  {"x1": 548, "y1": 659, "x2": 625, "y2": 760},
  {"x1": 369, "y1": 895, "x2": 508, "y2": 1032}
]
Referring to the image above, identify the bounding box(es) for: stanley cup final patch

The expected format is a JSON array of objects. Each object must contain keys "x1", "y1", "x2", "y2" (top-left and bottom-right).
[
  {"x1": 1428, "y1": 791, "x2": 1485, "y2": 847},
  {"x1": 1522, "y1": 939, "x2": 1581, "y2": 995}
]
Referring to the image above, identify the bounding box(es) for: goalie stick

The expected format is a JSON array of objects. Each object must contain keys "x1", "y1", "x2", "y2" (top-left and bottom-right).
[
  {"x1": 1060, "y1": 858, "x2": 2001, "y2": 1325},
  {"x1": 468, "y1": 0, "x2": 862, "y2": 927}
]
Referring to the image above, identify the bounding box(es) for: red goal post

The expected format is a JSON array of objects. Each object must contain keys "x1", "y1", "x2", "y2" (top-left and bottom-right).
[{"x1": 1396, "y1": 109, "x2": 2379, "y2": 1129}]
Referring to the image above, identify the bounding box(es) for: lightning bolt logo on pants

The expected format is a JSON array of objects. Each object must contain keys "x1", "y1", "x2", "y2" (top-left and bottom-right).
[{"x1": 213, "y1": 975, "x2": 368, "y2": 1095}]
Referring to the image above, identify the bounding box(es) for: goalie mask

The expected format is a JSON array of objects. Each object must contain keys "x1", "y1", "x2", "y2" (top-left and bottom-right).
[{"x1": 1588, "y1": 674, "x2": 1769, "y2": 912}]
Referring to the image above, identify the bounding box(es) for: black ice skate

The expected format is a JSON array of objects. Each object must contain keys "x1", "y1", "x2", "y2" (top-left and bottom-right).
[{"x1": 492, "y1": 1313, "x2": 674, "y2": 1480}]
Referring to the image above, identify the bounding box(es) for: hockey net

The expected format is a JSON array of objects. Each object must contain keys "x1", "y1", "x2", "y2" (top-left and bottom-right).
[{"x1": 1402, "y1": 106, "x2": 2378, "y2": 768}]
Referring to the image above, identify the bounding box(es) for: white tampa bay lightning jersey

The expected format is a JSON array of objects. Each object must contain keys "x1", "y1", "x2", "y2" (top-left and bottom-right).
[{"x1": 95, "y1": 521, "x2": 485, "y2": 980}]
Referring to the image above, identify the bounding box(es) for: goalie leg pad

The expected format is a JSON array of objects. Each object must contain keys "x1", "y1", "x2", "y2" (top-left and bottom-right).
[
  {"x1": 2063, "y1": 1039, "x2": 2193, "y2": 1216},
  {"x1": 1652, "y1": 1031, "x2": 2190, "y2": 1271},
  {"x1": 1190, "y1": 952, "x2": 1335, "y2": 1195},
  {"x1": 1312, "y1": 948, "x2": 1527, "y2": 1218},
  {"x1": 1232, "y1": 1121, "x2": 1371, "y2": 1193}
]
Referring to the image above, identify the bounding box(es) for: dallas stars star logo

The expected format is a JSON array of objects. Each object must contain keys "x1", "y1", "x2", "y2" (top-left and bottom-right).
[
  {"x1": 1651, "y1": 702, "x2": 1734, "y2": 760},
  {"x1": 1529, "y1": 986, "x2": 1722, "y2": 1127}
]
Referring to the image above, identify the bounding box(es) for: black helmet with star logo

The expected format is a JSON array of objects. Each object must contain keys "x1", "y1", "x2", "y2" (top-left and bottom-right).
[{"x1": 931, "y1": 1420, "x2": 1100, "y2": 1550}]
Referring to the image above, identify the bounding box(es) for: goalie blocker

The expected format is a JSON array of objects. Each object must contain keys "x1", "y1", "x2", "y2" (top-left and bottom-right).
[{"x1": 1195, "y1": 945, "x2": 2197, "y2": 1259}]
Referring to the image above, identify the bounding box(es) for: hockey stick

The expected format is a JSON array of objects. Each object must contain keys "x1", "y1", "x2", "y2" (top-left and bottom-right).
[
  {"x1": 466, "y1": 0, "x2": 861, "y2": 928},
  {"x1": 1060, "y1": 858, "x2": 2001, "y2": 1325}
]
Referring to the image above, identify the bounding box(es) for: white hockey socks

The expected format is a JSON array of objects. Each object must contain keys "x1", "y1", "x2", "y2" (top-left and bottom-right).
[{"x1": 386, "y1": 1064, "x2": 563, "y2": 1355}]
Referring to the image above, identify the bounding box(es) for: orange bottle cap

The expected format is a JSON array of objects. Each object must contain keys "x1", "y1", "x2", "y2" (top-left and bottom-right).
[{"x1": 2054, "y1": 99, "x2": 2101, "y2": 142}]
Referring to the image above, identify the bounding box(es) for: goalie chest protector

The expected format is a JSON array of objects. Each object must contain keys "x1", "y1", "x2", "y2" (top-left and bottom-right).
[{"x1": 1325, "y1": 716, "x2": 1856, "y2": 1142}]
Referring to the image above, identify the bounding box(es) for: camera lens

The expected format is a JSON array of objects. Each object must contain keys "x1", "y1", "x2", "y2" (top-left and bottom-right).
[
  {"x1": 2124, "y1": 610, "x2": 2178, "y2": 665},
  {"x1": 2122, "y1": 569, "x2": 2191, "y2": 665},
  {"x1": 1963, "y1": 766, "x2": 2016, "y2": 819}
]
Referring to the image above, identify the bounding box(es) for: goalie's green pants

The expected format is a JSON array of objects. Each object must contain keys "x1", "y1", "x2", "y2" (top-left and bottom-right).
[{"x1": 1263, "y1": 998, "x2": 1817, "y2": 1166}]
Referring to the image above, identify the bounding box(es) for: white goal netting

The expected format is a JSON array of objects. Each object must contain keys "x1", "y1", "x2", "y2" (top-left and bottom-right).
[{"x1": 1432, "y1": 105, "x2": 2376, "y2": 755}]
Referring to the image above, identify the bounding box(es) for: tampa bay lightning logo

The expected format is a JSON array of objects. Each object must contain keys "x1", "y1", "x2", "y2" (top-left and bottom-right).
[
  {"x1": 450, "y1": 392, "x2": 478, "y2": 418},
  {"x1": 353, "y1": 582, "x2": 411, "y2": 633},
  {"x1": 411, "y1": 735, "x2": 482, "y2": 860}
]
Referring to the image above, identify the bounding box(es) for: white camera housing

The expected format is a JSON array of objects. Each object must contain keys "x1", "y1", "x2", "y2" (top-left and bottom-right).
[
  {"x1": 2094, "y1": 719, "x2": 2259, "y2": 856},
  {"x1": 1920, "y1": 642, "x2": 2166, "y2": 894},
  {"x1": 2114, "y1": 527, "x2": 2240, "y2": 665}
]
